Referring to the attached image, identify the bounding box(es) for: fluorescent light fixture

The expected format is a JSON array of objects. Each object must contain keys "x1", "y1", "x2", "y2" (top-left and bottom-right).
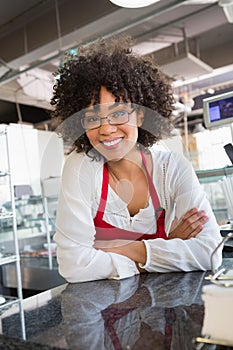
[
  {"x1": 109, "y1": 0, "x2": 160, "y2": 8},
  {"x1": 219, "y1": 0, "x2": 233, "y2": 23},
  {"x1": 184, "y1": 0, "x2": 217, "y2": 3},
  {"x1": 160, "y1": 52, "x2": 213, "y2": 81}
]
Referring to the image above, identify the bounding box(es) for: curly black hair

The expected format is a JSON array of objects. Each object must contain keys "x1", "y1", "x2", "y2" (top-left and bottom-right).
[{"x1": 51, "y1": 36, "x2": 174, "y2": 154}]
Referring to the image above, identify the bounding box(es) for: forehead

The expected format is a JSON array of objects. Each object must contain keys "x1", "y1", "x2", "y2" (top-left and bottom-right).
[
  {"x1": 84, "y1": 102, "x2": 130, "y2": 114},
  {"x1": 86, "y1": 86, "x2": 124, "y2": 113},
  {"x1": 99, "y1": 86, "x2": 116, "y2": 104}
]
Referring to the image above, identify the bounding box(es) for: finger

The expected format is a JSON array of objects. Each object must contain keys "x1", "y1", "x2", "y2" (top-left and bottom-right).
[
  {"x1": 178, "y1": 227, "x2": 202, "y2": 240},
  {"x1": 184, "y1": 213, "x2": 208, "y2": 229},
  {"x1": 183, "y1": 215, "x2": 209, "y2": 238},
  {"x1": 181, "y1": 208, "x2": 199, "y2": 221},
  {"x1": 168, "y1": 210, "x2": 208, "y2": 239},
  {"x1": 180, "y1": 211, "x2": 208, "y2": 232},
  {"x1": 177, "y1": 214, "x2": 208, "y2": 239},
  {"x1": 186, "y1": 224, "x2": 204, "y2": 239},
  {"x1": 178, "y1": 210, "x2": 200, "y2": 229},
  {"x1": 186, "y1": 217, "x2": 208, "y2": 235},
  {"x1": 181, "y1": 208, "x2": 208, "y2": 225}
]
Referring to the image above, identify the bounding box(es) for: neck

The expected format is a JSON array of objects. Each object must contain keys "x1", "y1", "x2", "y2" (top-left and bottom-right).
[
  {"x1": 107, "y1": 148, "x2": 151, "y2": 215},
  {"x1": 107, "y1": 149, "x2": 143, "y2": 180}
]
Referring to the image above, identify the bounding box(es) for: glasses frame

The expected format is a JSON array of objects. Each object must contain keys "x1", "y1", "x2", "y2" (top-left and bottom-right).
[{"x1": 80, "y1": 106, "x2": 136, "y2": 130}]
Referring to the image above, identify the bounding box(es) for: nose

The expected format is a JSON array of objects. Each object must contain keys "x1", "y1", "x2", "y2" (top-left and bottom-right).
[{"x1": 98, "y1": 118, "x2": 117, "y2": 135}]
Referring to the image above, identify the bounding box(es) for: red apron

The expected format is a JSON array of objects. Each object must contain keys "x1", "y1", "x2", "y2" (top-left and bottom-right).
[{"x1": 94, "y1": 151, "x2": 167, "y2": 241}]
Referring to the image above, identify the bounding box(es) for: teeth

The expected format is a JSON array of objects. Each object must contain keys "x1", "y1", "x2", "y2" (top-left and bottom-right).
[{"x1": 102, "y1": 138, "x2": 122, "y2": 146}]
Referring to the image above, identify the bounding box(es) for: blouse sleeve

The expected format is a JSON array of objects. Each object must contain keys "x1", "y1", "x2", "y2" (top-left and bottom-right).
[
  {"x1": 54, "y1": 152, "x2": 139, "y2": 282},
  {"x1": 141, "y1": 152, "x2": 223, "y2": 273}
]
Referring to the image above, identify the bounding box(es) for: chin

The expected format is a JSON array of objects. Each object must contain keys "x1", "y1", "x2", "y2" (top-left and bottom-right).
[
  {"x1": 102, "y1": 151, "x2": 125, "y2": 162},
  {"x1": 105, "y1": 156, "x2": 124, "y2": 162}
]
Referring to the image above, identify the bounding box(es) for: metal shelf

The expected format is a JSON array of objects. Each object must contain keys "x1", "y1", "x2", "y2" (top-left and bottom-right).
[
  {"x1": 0, "y1": 255, "x2": 17, "y2": 266},
  {"x1": 0, "y1": 212, "x2": 14, "y2": 220},
  {"x1": 0, "y1": 296, "x2": 19, "y2": 311},
  {"x1": 0, "y1": 171, "x2": 9, "y2": 177}
]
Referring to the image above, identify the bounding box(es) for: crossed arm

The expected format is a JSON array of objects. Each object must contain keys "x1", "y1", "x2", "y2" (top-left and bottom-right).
[{"x1": 97, "y1": 208, "x2": 209, "y2": 267}]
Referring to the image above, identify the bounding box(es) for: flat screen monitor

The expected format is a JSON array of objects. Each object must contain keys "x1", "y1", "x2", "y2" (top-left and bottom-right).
[{"x1": 203, "y1": 91, "x2": 233, "y2": 129}]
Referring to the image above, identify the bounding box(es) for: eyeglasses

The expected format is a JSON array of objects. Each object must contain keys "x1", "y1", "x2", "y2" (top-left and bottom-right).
[{"x1": 81, "y1": 107, "x2": 136, "y2": 130}]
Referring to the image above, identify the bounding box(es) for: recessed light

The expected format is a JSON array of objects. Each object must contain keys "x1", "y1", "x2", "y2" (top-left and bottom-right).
[{"x1": 109, "y1": 0, "x2": 160, "y2": 8}]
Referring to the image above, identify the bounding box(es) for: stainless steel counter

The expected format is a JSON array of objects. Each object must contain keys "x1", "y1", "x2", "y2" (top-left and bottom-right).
[{"x1": 1, "y1": 256, "x2": 65, "y2": 291}]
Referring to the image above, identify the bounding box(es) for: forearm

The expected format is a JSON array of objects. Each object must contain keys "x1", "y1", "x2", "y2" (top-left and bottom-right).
[
  {"x1": 100, "y1": 241, "x2": 147, "y2": 265},
  {"x1": 143, "y1": 233, "x2": 222, "y2": 273},
  {"x1": 54, "y1": 231, "x2": 139, "y2": 282}
]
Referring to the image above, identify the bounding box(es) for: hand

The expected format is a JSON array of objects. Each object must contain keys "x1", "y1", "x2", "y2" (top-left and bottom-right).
[
  {"x1": 135, "y1": 262, "x2": 147, "y2": 273},
  {"x1": 97, "y1": 241, "x2": 147, "y2": 268},
  {"x1": 168, "y1": 208, "x2": 208, "y2": 240}
]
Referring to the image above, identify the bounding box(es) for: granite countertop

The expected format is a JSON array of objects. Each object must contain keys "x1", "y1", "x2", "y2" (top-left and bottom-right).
[{"x1": 0, "y1": 266, "x2": 233, "y2": 350}]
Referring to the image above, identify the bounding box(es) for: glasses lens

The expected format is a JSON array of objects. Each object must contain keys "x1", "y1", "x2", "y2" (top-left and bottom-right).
[
  {"x1": 82, "y1": 116, "x2": 100, "y2": 130},
  {"x1": 108, "y1": 110, "x2": 130, "y2": 125}
]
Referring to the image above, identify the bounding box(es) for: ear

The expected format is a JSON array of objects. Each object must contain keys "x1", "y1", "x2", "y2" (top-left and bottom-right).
[{"x1": 137, "y1": 108, "x2": 144, "y2": 127}]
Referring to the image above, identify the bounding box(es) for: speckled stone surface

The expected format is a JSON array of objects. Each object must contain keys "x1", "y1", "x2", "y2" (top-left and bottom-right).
[{"x1": 0, "y1": 266, "x2": 233, "y2": 349}]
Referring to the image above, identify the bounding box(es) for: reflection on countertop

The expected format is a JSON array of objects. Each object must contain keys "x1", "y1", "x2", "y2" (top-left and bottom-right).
[{"x1": 0, "y1": 265, "x2": 233, "y2": 350}]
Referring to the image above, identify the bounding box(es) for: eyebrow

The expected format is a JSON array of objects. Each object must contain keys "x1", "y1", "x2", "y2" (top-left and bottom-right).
[{"x1": 84, "y1": 103, "x2": 127, "y2": 114}]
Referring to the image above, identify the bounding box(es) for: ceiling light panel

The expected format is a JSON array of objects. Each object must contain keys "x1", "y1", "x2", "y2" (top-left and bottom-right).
[{"x1": 109, "y1": 0, "x2": 160, "y2": 8}]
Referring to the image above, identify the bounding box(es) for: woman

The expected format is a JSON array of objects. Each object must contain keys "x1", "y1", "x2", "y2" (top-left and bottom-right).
[{"x1": 51, "y1": 36, "x2": 222, "y2": 282}]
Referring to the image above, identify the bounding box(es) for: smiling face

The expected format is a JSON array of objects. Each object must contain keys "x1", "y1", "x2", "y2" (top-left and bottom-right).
[{"x1": 85, "y1": 86, "x2": 143, "y2": 161}]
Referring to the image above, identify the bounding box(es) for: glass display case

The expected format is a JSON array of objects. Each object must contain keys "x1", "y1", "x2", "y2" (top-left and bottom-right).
[
  {"x1": 0, "y1": 126, "x2": 25, "y2": 338},
  {"x1": 0, "y1": 190, "x2": 65, "y2": 293},
  {"x1": 196, "y1": 166, "x2": 233, "y2": 225},
  {"x1": 1, "y1": 189, "x2": 57, "y2": 258},
  {"x1": 0, "y1": 125, "x2": 64, "y2": 294}
]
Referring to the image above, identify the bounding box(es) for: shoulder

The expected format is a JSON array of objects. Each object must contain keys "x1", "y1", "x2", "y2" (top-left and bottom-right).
[
  {"x1": 64, "y1": 150, "x2": 87, "y2": 166},
  {"x1": 149, "y1": 147, "x2": 196, "y2": 184},
  {"x1": 150, "y1": 147, "x2": 191, "y2": 168},
  {"x1": 64, "y1": 151, "x2": 103, "y2": 171},
  {"x1": 62, "y1": 151, "x2": 104, "y2": 182},
  {"x1": 149, "y1": 147, "x2": 171, "y2": 160}
]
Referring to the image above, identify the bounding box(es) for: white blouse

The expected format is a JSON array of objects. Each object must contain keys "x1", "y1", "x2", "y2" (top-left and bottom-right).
[{"x1": 54, "y1": 148, "x2": 223, "y2": 282}]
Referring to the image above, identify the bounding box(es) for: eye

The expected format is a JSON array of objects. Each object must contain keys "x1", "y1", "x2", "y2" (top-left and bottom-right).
[
  {"x1": 110, "y1": 110, "x2": 128, "y2": 119},
  {"x1": 85, "y1": 115, "x2": 99, "y2": 123}
]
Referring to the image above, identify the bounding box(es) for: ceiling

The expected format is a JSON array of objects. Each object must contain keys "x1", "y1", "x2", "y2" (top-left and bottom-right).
[{"x1": 0, "y1": 0, "x2": 233, "y2": 129}]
